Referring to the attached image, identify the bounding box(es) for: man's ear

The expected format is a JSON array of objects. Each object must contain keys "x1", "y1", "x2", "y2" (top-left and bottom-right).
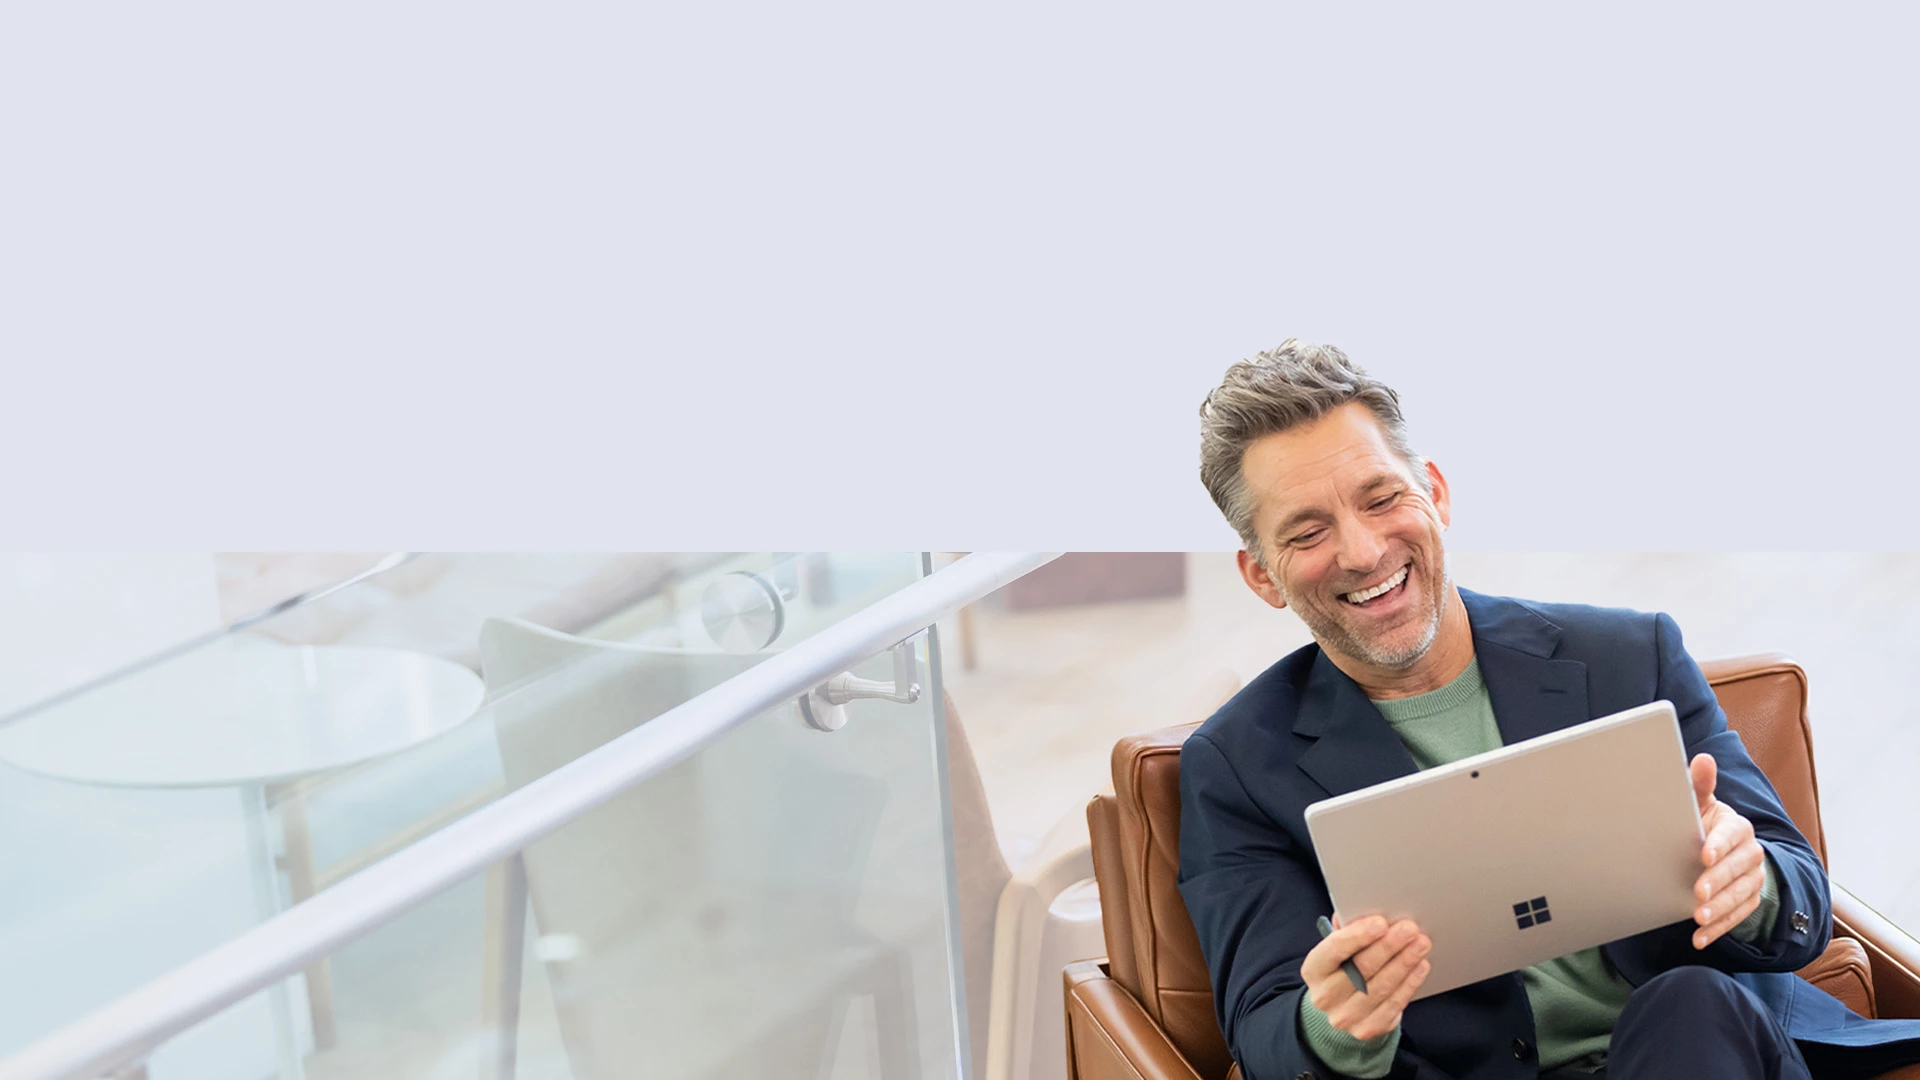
[
  {"x1": 1237, "y1": 549, "x2": 1288, "y2": 610},
  {"x1": 1426, "y1": 459, "x2": 1452, "y2": 530}
]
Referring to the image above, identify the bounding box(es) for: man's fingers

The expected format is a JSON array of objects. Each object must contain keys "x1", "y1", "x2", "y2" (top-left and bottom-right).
[
  {"x1": 1306, "y1": 917, "x2": 1425, "y2": 1031},
  {"x1": 1359, "y1": 933, "x2": 1430, "y2": 998},
  {"x1": 1689, "y1": 753, "x2": 1718, "y2": 814},
  {"x1": 1701, "y1": 808, "x2": 1755, "y2": 868},
  {"x1": 1697, "y1": 839, "x2": 1763, "y2": 901},
  {"x1": 1302, "y1": 916, "x2": 1390, "y2": 1011},
  {"x1": 1339, "y1": 947, "x2": 1432, "y2": 1039},
  {"x1": 1349, "y1": 920, "x2": 1420, "y2": 981},
  {"x1": 1329, "y1": 935, "x2": 1428, "y2": 1032},
  {"x1": 1305, "y1": 978, "x2": 1348, "y2": 1014},
  {"x1": 1697, "y1": 862, "x2": 1764, "y2": 927},
  {"x1": 1350, "y1": 959, "x2": 1432, "y2": 1041},
  {"x1": 1301, "y1": 916, "x2": 1387, "y2": 982},
  {"x1": 1693, "y1": 889, "x2": 1764, "y2": 949}
]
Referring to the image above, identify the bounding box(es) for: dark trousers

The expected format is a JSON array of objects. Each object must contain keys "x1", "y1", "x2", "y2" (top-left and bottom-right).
[{"x1": 1539, "y1": 966, "x2": 1811, "y2": 1080}]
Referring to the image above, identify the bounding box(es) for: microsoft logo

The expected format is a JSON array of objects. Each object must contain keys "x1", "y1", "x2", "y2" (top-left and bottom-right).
[{"x1": 1513, "y1": 897, "x2": 1552, "y2": 929}]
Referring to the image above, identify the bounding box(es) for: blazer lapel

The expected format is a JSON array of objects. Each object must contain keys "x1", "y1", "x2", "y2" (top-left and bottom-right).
[
  {"x1": 1293, "y1": 591, "x2": 1592, "y2": 801},
  {"x1": 1460, "y1": 589, "x2": 1591, "y2": 744},
  {"x1": 1294, "y1": 650, "x2": 1421, "y2": 799}
]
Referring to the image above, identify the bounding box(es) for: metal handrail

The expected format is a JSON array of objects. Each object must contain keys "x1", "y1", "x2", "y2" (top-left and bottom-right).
[{"x1": 0, "y1": 551, "x2": 1059, "y2": 1080}]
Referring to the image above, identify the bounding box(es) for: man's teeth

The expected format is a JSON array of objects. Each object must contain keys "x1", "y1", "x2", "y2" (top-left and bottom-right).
[{"x1": 1344, "y1": 566, "x2": 1409, "y2": 604}]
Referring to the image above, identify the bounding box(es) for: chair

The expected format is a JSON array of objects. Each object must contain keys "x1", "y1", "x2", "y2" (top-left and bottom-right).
[
  {"x1": 983, "y1": 668, "x2": 1243, "y2": 1080},
  {"x1": 1064, "y1": 653, "x2": 1920, "y2": 1080}
]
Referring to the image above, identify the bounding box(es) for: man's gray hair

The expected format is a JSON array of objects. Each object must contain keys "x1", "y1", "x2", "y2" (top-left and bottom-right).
[{"x1": 1198, "y1": 339, "x2": 1426, "y2": 565}]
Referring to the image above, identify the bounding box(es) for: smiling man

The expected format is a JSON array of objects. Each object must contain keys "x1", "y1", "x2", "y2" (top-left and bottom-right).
[{"x1": 1178, "y1": 341, "x2": 1920, "y2": 1080}]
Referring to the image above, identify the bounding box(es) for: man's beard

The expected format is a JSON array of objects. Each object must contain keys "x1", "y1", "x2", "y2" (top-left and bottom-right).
[{"x1": 1278, "y1": 550, "x2": 1450, "y2": 672}]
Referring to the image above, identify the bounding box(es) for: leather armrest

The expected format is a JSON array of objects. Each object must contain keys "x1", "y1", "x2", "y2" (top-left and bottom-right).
[
  {"x1": 1835, "y1": 882, "x2": 1920, "y2": 1020},
  {"x1": 1064, "y1": 960, "x2": 1208, "y2": 1080},
  {"x1": 1798, "y1": 935, "x2": 1876, "y2": 1017}
]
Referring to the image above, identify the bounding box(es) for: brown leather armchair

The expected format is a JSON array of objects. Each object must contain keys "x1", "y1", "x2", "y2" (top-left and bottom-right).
[{"x1": 1064, "y1": 654, "x2": 1920, "y2": 1080}]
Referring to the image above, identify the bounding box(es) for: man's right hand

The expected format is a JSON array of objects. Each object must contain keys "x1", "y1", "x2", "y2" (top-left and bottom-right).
[{"x1": 1301, "y1": 915, "x2": 1433, "y2": 1041}]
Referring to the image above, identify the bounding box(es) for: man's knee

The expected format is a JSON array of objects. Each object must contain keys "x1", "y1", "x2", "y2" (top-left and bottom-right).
[
  {"x1": 1619, "y1": 966, "x2": 1770, "y2": 1032},
  {"x1": 1637, "y1": 965, "x2": 1739, "y2": 995},
  {"x1": 1612, "y1": 967, "x2": 1806, "y2": 1079}
]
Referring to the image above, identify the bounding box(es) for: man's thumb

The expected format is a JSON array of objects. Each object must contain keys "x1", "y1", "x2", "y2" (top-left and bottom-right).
[{"x1": 1690, "y1": 752, "x2": 1718, "y2": 810}]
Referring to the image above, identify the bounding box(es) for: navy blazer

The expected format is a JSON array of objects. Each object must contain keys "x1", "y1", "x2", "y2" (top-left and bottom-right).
[{"x1": 1177, "y1": 589, "x2": 1920, "y2": 1080}]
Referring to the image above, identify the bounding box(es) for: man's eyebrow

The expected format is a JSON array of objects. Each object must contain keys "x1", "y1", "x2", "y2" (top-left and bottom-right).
[{"x1": 1272, "y1": 506, "x2": 1330, "y2": 539}]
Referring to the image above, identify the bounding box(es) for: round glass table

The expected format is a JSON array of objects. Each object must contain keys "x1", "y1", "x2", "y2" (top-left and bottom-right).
[{"x1": 0, "y1": 635, "x2": 485, "y2": 1079}]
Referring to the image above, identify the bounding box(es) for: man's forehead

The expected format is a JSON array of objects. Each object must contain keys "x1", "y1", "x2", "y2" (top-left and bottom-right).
[{"x1": 1245, "y1": 435, "x2": 1398, "y2": 491}]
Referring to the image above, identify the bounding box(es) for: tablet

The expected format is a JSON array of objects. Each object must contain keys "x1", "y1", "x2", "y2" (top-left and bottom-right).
[{"x1": 1303, "y1": 700, "x2": 1703, "y2": 1000}]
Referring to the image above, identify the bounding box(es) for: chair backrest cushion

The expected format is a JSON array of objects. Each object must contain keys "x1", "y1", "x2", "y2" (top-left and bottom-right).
[
  {"x1": 1089, "y1": 652, "x2": 1823, "y2": 1080},
  {"x1": 1697, "y1": 653, "x2": 1826, "y2": 867},
  {"x1": 1101, "y1": 723, "x2": 1235, "y2": 1079}
]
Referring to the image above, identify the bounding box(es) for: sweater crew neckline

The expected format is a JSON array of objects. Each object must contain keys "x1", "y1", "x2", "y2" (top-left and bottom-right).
[{"x1": 1370, "y1": 656, "x2": 1486, "y2": 722}]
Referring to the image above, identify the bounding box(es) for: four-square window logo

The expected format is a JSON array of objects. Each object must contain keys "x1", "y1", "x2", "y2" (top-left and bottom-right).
[{"x1": 1513, "y1": 897, "x2": 1552, "y2": 929}]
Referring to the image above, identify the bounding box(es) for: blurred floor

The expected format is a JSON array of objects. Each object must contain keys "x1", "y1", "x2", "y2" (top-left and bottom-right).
[{"x1": 943, "y1": 552, "x2": 1920, "y2": 932}]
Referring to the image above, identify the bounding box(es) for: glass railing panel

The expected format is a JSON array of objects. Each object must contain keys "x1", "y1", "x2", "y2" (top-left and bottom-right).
[
  {"x1": 494, "y1": 626, "x2": 957, "y2": 1079},
  {"x1": 0, "y1": 552, "x2": 960, "y2": 1079},
  {"x1": 63, "y1": 852, "x2": 561, "y2": 1080}
]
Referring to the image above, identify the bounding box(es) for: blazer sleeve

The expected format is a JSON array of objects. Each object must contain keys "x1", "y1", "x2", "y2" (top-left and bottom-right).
[
  {"x1": 1654, "y1": 611, "x2": 1832, "y2": 972},
  {"x1": 1179, "y1": 731, "x2": 1350, "y2": 1080}
]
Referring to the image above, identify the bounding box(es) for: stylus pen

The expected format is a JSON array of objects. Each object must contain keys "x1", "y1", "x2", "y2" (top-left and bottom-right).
[{"x1": 1316, "y1": 915, "x2": 1370, "y2": 994}]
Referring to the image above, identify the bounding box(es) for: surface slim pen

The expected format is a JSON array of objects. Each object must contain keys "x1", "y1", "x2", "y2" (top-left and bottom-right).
[{"x1": 1316, "y1": 915, "x2": 1370, "y2": 994}]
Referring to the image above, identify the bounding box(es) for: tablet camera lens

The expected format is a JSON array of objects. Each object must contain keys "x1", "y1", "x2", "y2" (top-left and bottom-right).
[{"x1": 1471, "y1": 770, "x2": 1480, "y2": 778}]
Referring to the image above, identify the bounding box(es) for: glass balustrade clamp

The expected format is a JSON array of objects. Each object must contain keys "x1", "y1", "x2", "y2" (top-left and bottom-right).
[
  {"x1": 797, "y1": 634, "x2": 925, "y2": 732},
  {"x1": 697, "y1": 558, "x2": 925, "y2": 732}
]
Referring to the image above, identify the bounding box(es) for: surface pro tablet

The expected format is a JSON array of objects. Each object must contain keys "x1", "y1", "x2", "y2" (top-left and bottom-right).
[{"x1": 1303, "y1": 700, "x2": 1703, "y2": 1000}]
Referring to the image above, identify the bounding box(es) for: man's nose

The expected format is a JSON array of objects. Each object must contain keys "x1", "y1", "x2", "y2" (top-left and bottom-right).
[{"x1": 1335, "y1": 521, "x2": 1388, "y2": 574}]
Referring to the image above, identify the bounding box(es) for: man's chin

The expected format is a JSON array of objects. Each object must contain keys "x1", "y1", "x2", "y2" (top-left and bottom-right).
[
  {"x1": 1331, "y1": 615, "x2": 1440, "y2": 671},
  {"x1": 1354, "y1": 639, "x2": 1432, "y2": 671}
]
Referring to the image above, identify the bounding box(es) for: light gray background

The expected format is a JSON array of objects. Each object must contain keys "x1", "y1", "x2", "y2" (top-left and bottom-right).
[{"x1": 1, "y1": 5, "x2": 1915, "y2": 548}]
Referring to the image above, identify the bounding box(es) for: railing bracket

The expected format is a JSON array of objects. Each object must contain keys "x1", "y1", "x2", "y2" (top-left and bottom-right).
[{"x1": 798, "y1": 636, "x2": 923, "y2": 732}]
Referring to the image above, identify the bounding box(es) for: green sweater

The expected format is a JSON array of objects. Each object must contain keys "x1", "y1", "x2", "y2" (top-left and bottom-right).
[{"x1": 1299, "y1": 657, "x2": 1780, "y2": 1078}]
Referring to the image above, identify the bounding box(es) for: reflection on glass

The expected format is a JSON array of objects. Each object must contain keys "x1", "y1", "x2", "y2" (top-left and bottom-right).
[
  {"x1": 484, "y1": 618, "x2": 948, "y2": 1078},
  {"x1": 0, "y1": 553, "x2": 960, "y2": 1080}
]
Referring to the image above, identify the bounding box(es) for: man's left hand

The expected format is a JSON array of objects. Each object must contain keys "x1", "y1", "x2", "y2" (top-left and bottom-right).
[{"x1": 1689, "y1": 752, "x2": 1767, "y2": 949}]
